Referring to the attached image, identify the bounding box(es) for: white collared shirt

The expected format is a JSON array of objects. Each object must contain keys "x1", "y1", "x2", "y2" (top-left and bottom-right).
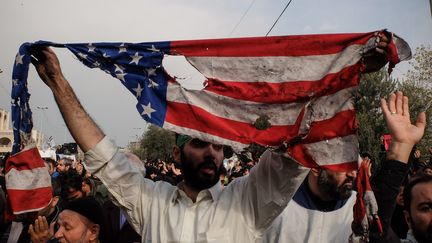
[{"x1": 84, "y1": 137, "x2": 308, "y2": 243}]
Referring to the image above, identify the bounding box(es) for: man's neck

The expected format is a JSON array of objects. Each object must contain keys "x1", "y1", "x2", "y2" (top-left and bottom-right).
[{"x1": 178, "y1": 182, "x2": 201, "y2": 203}]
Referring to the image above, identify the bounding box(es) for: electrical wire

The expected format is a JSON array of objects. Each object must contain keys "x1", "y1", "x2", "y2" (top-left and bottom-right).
[
  {"x1": 228, "y1": 0, "x2": 257, "y2": 37},
  {"x1": 266, "y1": 0, "x2": 294, "y2": 36}
]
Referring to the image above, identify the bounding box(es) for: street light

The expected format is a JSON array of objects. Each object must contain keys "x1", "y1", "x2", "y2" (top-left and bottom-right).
[
  {"x1": 133, "y1": 127, "x2": 142, "y2": 141},
  {"x1": 36, "y1": 106, "x2": 48, "y2": 134}
]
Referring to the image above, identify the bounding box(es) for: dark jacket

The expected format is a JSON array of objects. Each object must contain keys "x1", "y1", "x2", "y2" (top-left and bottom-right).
[
  {"x1": 103, "y1": 200, "x2": 141, "y2": 243},
  {"x1": 369, "y1": 160, "x2": 410, "y2": 243}
]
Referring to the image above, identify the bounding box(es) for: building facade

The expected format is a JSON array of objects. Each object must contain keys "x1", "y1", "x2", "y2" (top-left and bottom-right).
[{"x1": 0, "y1": 108, "x2": 44, "y2": 154}]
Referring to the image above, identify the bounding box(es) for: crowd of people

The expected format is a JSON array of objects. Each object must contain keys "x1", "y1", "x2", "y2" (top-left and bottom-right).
[
  {"x1": 0, "y1": 135, "x2": 431, "y2": 242},
  {"x1": 142, "y1": 154, "x2": 258, "y2": 187}
]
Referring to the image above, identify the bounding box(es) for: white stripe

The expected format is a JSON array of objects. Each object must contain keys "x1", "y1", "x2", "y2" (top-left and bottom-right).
[
  {"x1": 167, "y1": 82, "x2": 303, "y2": 126},
  {"x1": 303, "y1": 135, "x2": 359, "y2": 166},
  {"x1": 186, "y1": 44, "x2": 363, "y2": 82},
  {"x1": 309, "y1": 87, "x2": 357, "y2": 122},
  {"x1": 163, "y1": 122, "x2": 248, "y2": 152},
  {"x1": 5, "y1": 167, "x2": 51, "y2": 190}
]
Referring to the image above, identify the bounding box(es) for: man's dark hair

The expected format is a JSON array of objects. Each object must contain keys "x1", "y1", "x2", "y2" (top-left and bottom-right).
[
  {"x1": 83, "y1": 177, "x2": 94, "y2": 191},
  {"x1": 403, "y1": 173, "x2": 432, "y2": 212},
  {"x1": 145, "y1": 166, "x2": 159, "y2": 180},
  {"x1": 360, "y1": 152, "x2": 372, "y2": 159},
  {"x1": 44, "y1": 157, "x2": 57, "y2": 166},
  {"x1": 62, "y1": 158, "x2": 73, "y2": 167},
  {"x1": 175, "y1": 133, "x2": 233, "y2": 158},
  {"x1": 60, "y1": 170, "x2": 83, "y2": 199}
]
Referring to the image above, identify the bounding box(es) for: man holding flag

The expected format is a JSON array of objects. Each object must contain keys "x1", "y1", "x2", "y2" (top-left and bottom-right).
[{"x1": 30, "y1": 47, "x2": 312, "y2": 242}]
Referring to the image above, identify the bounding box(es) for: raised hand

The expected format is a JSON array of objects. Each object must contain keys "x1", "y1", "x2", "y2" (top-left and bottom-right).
[
  {"x1": 28, "y1": 216, "x2": 52, "y2": 243},
  {"x1": 363, "y1": 32, "x2": 390, "y2": 73},
  {"x1": 380, "y1": 91, "x2": 426, "y2": 162},
  {"x1": 30, "y1": 47, "x2": 66, "y2": 89}
]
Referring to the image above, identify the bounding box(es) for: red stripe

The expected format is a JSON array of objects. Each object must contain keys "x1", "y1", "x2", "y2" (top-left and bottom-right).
[
  {"x1": 287, "y1": 144, "x2": 319, "y2": 168},
  {"x1": 170, "y1": 32, "x2": 374, "y2": 57},
  {"x1": 387, "y1": 39, "x2": 401, "y2": 73},
  {"x1": 204, "y1": 64, "x2": 361, "y2": 103},
  {"x1": 301, "y1": 110, "x2": 357, "y2": 143},
  {"x1": 320, "y1": 161, "x2": 358, "y2": 171},
  {"x1": 7, "y1": 187, "x2": 52, "y2": 213},
  {"x1": 166, "y1": 102, "x2": 355, "y2": 148},
  {"x1": 166, "y1": 102, "x2": 305, "y2": 147},
  {"x1": 5, "y1": 148, "x2": 46, "y2": 173}
]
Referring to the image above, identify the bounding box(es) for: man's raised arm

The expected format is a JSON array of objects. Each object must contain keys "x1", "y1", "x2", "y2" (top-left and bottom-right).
[
  {"x1": 381, "y1": 91, "x2": 426, "y2": 163},
  {"x1": 31, "y1": 47, "x2": 104, "y2": 152},
  {"x1": 369, "y1": 91, "x2": 426, "y2": 242}
]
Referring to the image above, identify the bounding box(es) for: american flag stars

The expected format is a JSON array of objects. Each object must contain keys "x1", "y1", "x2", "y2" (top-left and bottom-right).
[
  {"x1": 115, "y1": 73, "x2": 127, "y2": 82},
  {"x1": 148, "y1": 79, "x2": 159, "y2": 89},
  {"x1": 146, "y1": 67, "x2": 157, "y2": 77},
  {"x1": 129, "y1": 52, "x2": 143, "y2": 65},
  {"x1": 15, "y1": 53, "x2": 24, "y2": 66},
  {"x1": 114, "y1": 64, "x2": 125, "y2": 73},
  {"x1": 141, "y1": 103, "x2": 156, "y2": 119},
  {"x1": 133, "y1": 83, "x2": 144, "y2": 98},
  {"x1": 87, "y1": 43, "x2": 96, "y2": 53},
  {"x1": 147, "y1": 45, "x2": 160, "y2": 52},
  {"x1": 77, "y1": 53, "x2": 88, "y2": 60},
  {"x1": 118, "y1": 43, "x2": 127, "y2": 53}
]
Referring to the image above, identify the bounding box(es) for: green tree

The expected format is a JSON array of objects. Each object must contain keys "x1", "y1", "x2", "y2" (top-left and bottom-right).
[
  {"x1": 355, "y1": 70, "x2": 397, "y2": 163},
  {"x1": 138, "y1": 125, "x2": 175, "y2": 162},
  {"x1": 405, "y1": 45, "x2": 432, "y2": 88},
  {"x1": 399, "y1": 45, "x2": 432, "y2": 160}
]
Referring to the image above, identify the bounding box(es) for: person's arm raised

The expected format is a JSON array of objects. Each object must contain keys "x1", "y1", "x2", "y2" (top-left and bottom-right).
[
  {"x1": 380, "y1": 91, "x2": 426, "y2": 163},
  {"x1": 31, "y1": 47, "x2": 104, "y2": 152}
]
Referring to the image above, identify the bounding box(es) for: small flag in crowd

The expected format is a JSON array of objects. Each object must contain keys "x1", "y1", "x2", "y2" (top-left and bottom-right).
[
  {"x1": 5, "y1": 147, "x2": 52, "y2": 214},
  {"x1": 11, "y1": 31, "x2": 410, "y2": 172}
]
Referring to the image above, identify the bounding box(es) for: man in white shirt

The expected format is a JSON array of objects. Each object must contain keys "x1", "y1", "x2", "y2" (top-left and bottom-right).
[
  {"x1": 262, "y1": 157, "x2": 358, "y2": 242},
  {"x1": 31, "y1": 47, "x2": 309, "y2": 243}
]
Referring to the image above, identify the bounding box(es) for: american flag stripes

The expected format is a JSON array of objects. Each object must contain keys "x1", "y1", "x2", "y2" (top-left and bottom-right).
[
  {"x1": 11, "y1": 31, "x2": 410, "y2": 172},
  {"x1": 5, "y1": 147, "x2": 52, "y2": 214}
]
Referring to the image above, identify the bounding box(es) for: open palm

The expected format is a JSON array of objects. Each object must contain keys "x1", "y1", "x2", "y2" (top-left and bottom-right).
[{"x1": 380, "y1": 91, "x2": 426, "y2": 147}]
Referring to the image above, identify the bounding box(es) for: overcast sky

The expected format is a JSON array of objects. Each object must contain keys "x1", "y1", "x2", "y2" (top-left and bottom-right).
[{"x1": 1, "y1": 0, "x2": 431, "y2": 147}]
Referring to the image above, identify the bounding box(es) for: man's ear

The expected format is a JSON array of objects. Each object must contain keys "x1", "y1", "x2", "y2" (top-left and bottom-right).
[
  {"x1": 51, "y1": 196, "x2": 60, "y2": 207},
  {"x1": 404, "y1": 210, "x2": 412, "y2": 229},
  {"x1": 173, "y1": 146, "x2": 181, "y2": 164},
  {"x1": 310, "y1": 167, "x2": 320, "y2": 177},
  {"x1": 88, "y1": 224, "x2": 100, "y2": 242}
]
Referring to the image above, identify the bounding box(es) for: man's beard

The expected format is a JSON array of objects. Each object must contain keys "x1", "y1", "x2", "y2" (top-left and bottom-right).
[
  {"x1": 181, "y1": 152, "x2": 222, "y2": 190},
  {"x1": 317, "y1": 170, "x2": 353, "y2": 200},
  {"x1": 410, "y1": 218, "x2": 432, "y2": 243}
]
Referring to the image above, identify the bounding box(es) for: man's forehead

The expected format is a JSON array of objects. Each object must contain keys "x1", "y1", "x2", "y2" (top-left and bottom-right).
[
  {"x1": 58, "y1": 209, "x2": 88, "y2": 225},
  {"x1": 412, "y1": 182, "x2": 432, "y2": 203},
  {"x1": 58, "y1": 210, "x2": 82, "y2": 224}
]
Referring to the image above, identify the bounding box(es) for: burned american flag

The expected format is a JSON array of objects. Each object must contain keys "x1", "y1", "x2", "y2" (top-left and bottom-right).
[{"x1": 12, "y1": 31, "x2": 410, "y2": 172}]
